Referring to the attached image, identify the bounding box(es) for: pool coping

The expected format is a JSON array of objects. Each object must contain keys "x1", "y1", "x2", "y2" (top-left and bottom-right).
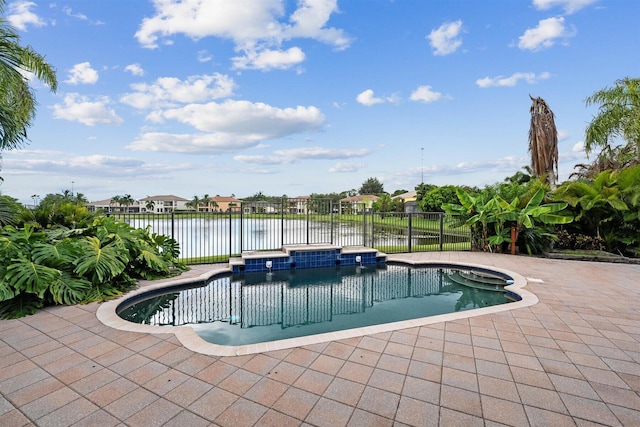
[{"x1": 96, "y1": 259, "x2": 538, "y2": 357}]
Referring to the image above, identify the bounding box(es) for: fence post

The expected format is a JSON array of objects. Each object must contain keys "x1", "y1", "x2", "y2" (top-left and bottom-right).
[
  {"x1": 408, "y1": 214, "x2": 413, "y2": 253},
  {"x1": 330, "y1": 200, "x2": 334, "y2": 245},
  {"x1": 362, "y1": 205, "x2": 367, "y2": 246},
  {"x1": 306, "y1": 203, "x2": 310, "y2": 244},
  {"x1": 171, "y1": 212, "x2": 175, "y2": 240},
  {"x1": 240, "y1": 206, "x2": 244, "y2": 253},
  {"x1": 439, "y1": 213, "x2": 444, "y2": 251},
  {"x1": 229, "y1": 209, "x2": 233, "y2": 259},
  {"x1": 281, "y1": 198, "x2": 285, "y2": 247}
]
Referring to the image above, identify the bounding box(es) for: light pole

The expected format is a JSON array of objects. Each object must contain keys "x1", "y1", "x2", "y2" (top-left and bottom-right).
[{"x1": 421, "y1": 148, "x2": 424, "y2": 184}]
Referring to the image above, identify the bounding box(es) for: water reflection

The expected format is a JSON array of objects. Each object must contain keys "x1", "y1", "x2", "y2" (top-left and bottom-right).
[{"x1": 118, "y1": 265, "x2": 511, "y2": 345}]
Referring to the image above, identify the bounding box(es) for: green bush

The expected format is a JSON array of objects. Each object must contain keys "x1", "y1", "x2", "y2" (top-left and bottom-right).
[{"x1": 0, "y1": 216, "x2": 185, "y2": 319}]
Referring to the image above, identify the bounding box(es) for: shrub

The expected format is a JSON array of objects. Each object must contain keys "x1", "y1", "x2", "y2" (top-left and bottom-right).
[{"x1": 0, "y1": 217, "x2": 185, "y2": 319}]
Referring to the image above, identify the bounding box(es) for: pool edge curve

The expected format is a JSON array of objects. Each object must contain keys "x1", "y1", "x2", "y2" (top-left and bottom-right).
[{"x1": 96, "y1": 258, "x2": 539, "y2": 357}]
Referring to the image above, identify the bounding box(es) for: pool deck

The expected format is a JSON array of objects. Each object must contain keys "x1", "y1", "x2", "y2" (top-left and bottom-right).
[{"x1": 1, "y1": 252, "x2": 639, "y2": 426}]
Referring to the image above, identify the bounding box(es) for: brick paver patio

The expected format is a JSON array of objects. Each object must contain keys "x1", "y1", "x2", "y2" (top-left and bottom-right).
[{"x1": 1, "y1": 252, "x2": 639, "y2": 426}]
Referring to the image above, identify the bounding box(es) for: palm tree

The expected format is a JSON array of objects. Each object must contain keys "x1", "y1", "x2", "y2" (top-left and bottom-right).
[
  {"x1": 121, "y1": 194, "x2": 135, "y2": 212},
  {"x1": 528, "y1": 96, "x2": 559, "y2": 188},
  {"x1": 202, "y1": 194, "x2": 210, "y2": 212},
  {"x1": 110, "y1": 195, "x2": 121, "y2": 212},
  {"x1": 584, "y1": 77, "x2": 640, "y2": 161},
  {"x1": 186, "y1": 195, "x2": 201, "y2": 212},
  {"x1": 0, "y1": 1, "x2": 57, "y2": 151},
  {"x1": 145, "y1": 199, "x2": 156, "y2": 213}
]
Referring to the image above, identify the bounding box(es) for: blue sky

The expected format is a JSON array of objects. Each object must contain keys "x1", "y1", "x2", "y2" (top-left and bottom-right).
[{"x1": 2, "y1": 0, "x2": 637, "y2": 204}]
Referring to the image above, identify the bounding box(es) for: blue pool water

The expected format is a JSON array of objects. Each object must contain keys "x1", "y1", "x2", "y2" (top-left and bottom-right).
[{"x1": 117, "y1": 264, "x2": 515, "y2": 346}]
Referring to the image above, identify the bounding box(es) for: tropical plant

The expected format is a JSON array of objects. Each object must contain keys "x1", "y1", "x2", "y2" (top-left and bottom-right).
[
  {"x1": 444, "y1": 185, "x2": 572, "y2": 253},
  {"x1": 0, "y1": 216, "x2": 185, "y2": 319},
  {"x1": 110, "y1": 195, "x2": 121, "y2": 209},
  {"x1": 584, "y1": 77, "x2": 640, "y2": 160},
  {"x1": 120, "y1": 194, "x2": 135, "y2": 212},
  {"x1": 528, "y1": 96, "x2": 559, "y2": 187},
  {"x1": 144, "y1": 199, "x2": 156, "y2": 212},
  {"x1": 0, "y1": 194, "x2": 31, "y2": 226},
  {"x1": 553, "y1": 165, "x2": 640, "y2": 256},
  {"x1": 553, "y1": 170, "x2": 628, "y2": 237},
  {"x1": 186, "y1": 195, "x2": 202, "y2": 211},
  {"x1": 33, "y1": 197, "x2": 96, "y2": 229},
  {"x1": 372, "y1": 193, "x2": 394, "y2": 212},
  {"x1": 419, "y1": 185, "x2": 461, "y2": 212},
  {"x1": 0, "y1": 0, "x2": 58, "y2": 152},
  {"x1": 73, "y1": 192, "x2": 89, "y2": 205}
]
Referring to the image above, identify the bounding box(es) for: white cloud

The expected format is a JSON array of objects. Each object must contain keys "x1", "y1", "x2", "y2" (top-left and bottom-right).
[
  {"x1": 51, "y1": 93, "x2": 123, "y2": 126},
  {"x1": 62, "y1": 6, "x2": 87, "y2": 21},
  {"x1": 135, "y1": 0, "x2": 351, "y2": 71},
  {"x1": 233, "y1": 155, "x2": 288, "y2": 165},
  {"x1": 274, "y1": 146, "x2": 370, "y2": 160},
  {"x1": 356, "y1": 89, "x2": 384, "y2": 106},
  {"x1": 572, "y1": 141, "x2": 584, "y2": 152},
  {"x1": 532, "y1": 0, "x2": 598, "y2": 14},
  {"x1": 329, "y1": 162, "x2": 364, "y2": 173},
  {"x1": 558, "y1": 129, "x2": 570, "y2": 141},
  {"x1": 124, "y1": 63, "x2": 145, "y2": 76},
  {"x1": 65, "y1": 62, "x2": 99, "y2": 85},
  {"x1": 284, "y1": 0, "x2": 351, "y2": 50},
  {"x1": 128, "y1": 100, "x2": 325, "y2": 154},
  {"x1": 197, "y1": 50, "x2": 213, "y2": 62},
  {"x1": 150, "y1": 99, "x2": 324, "y2": 136},
  {"x1": 410, "y1": 86, "x2": 443, "y2": 103},
  {"x1": 427, "y1": 20, "x2": 463, "y2": 56},
  {"x1": 232, "y1": 47, "x2": 306, "y2": 71},
  {"x1": 234, "y1": 147, "x2": 370, "y2": 165},
  {"x1": 127, "y1": 132, "x2": 262, "y2": 154},
  {"x1": 2, "y1": 152, "x2": 179, "y2": 178},
  {"x1": 7, "y1": 1, "x2": 46, "y2": 30},
  {"x1": 476, "y1": 72, "x2": 551, "y2": 88},
  {"x1": 120, "y1": 73, "x2": 236, "y2": 109},
  {"x1": 518, "y1": 17, "x2": 575, "y2": 51}
]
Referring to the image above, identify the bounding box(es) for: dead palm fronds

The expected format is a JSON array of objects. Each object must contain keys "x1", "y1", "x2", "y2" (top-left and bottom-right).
[{"x1": 528, "y1": 96, "x2": 559, "y2": 188}]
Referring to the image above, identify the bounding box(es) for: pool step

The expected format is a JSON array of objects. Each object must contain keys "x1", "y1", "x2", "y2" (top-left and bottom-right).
[{"x1": 446, "y1": 270, "x2": 510, "y2": 292}]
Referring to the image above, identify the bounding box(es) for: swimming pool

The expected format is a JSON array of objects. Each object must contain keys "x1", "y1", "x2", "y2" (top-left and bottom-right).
[
  {"x1": 117, "y1": 264, "x2": 518, "y2": 346},
  {"x1": 96, "y1": 255, "x2": 537, "y2": 356}
]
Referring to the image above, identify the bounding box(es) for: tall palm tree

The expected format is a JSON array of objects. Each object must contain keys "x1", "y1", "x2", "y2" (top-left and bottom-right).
[
  {"x1": 0, "y1": 0, "x2": 57, "y2": 151},
  {"x1": 121, "y1": 194, "x2": 135, "y2": 212},
  {"x1": 110, "y1": 195, "x2": 122, "y2": 213},
  {"x1": 584, "y1": 77, "x2": 640, "y2": 161},
  {"x1": 186, "y1": 195, "x2": 201, "y2": 212},
  {"x1": 202, "y1": 194, "x2": 210, "y2": 212},
  {"x1": 73, "y1": 192, "x2": 88, "y2": 205},
  {"x1": 528, "y1": 96, "x2": 559, "y2": 188}
]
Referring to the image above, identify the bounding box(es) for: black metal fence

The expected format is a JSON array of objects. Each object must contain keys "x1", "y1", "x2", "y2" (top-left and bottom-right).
[{"x1": 111, "y1": 198, "x2": 470, "y2": 264}]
